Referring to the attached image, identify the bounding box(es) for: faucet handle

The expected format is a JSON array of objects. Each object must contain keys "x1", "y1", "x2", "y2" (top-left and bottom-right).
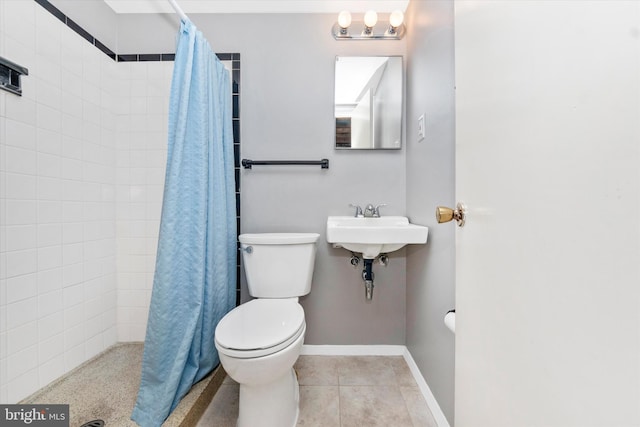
[
  {"x1": 349, "y1": 203, "x2": 364, "y2": 217},
  {"x1": 374, "y1": 204, "x2": 387, "y2": 217}
]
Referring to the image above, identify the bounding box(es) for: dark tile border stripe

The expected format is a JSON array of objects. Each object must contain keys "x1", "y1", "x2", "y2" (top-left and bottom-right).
[{"x1": 33, "y1": 0, "x2": 243, "y2": 305}]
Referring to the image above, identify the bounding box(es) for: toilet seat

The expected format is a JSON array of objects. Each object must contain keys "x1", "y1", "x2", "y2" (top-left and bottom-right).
[{"x1": 215, "y1": 299, "x2": 305, "y2": 359}]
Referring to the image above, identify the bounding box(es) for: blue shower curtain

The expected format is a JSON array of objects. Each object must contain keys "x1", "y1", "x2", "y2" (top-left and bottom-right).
[{"x1": 131, "y1": 19, "x2": 236, "y2": 427}]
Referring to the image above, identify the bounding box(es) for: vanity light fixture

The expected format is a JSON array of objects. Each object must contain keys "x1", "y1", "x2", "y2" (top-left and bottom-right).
[
  {"x1": 337, "y1": 10, "x2": 352, "y2": 36},
  {"x1": 363, "y1": 10, "x2": 378, "y2": 36},
  {"x1": 332, "y1": 9, "x2": 405, "y2": 40}
]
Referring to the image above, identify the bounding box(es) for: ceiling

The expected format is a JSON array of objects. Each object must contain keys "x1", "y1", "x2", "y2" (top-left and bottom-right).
[{"x1": 103, "y1": 0, "x2": 410, "y2": 14}]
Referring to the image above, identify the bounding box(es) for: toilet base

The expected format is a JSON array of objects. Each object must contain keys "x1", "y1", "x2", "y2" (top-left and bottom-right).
[{"x1": 237, "y1": 367, "x2": 300, "y2": 427}]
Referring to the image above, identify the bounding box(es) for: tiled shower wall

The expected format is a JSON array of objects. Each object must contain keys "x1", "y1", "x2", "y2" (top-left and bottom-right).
[
  {"x1": 114, "y1": 61, "x2": 173, "y2": 342},
  {"x1": 1, "y1": 0, "x2": 240, "y2": 403},
  {"x1": 0, "y1": 1, "x2": 119, "y2": 402}
]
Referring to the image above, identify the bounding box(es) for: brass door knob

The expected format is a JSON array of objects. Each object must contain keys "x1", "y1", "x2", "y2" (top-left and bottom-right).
[{"x1": 436, "y1": 203, "x2": 466, "y2": 227}]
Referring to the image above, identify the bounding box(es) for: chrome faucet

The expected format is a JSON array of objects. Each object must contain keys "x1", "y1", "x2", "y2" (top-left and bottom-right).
[
  {"x1": 365, "y1": 203, "x2": 387, "y2": 218},
  {"x1": 349, "y1": 204, "x2": 364, "y2": 217},
  {"x1": 364, "y1": 204, "x2": 376, "y2": 217},
  {"x1": 350, "y1": 203, "x2": 387, "y2": 218}
]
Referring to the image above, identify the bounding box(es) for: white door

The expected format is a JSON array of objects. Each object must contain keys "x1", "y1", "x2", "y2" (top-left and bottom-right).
[{"x1": 453, "y1": 1, "x2": 640, "y2": 426}]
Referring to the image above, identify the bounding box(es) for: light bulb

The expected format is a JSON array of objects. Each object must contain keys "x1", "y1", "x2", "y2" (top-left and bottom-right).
[
  {"x1": 364, "y1": 10, "x2": 378, "y2": 28},
  {"x1": 389, "y1": 10, "x2": 404, "y2": 28},
  {"x1": 338, "y1": 10, "x2": 352, "y2": 29}
]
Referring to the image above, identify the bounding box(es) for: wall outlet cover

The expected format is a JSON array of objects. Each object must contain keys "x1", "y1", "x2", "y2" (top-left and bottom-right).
[{"x1": 418, "y1": 114, "x2": 426, "y2": 141}]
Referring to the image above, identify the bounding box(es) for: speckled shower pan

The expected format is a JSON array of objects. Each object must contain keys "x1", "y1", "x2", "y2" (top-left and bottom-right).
[{"x1": 19, "y1": 343, "x2": 223, "y2": 427}]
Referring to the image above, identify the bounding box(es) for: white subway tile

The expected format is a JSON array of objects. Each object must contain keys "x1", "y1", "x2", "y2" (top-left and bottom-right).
[
  {"x1": 37, "y1": 200, "x2": 62, "y2": 224},
  {"x1": 5, "y1": 173, "x2": 37, "y2": 200},
  {"x1": 6, "y1": 317, "x2": 37, "y2": 353},
  {"x1": 63, "y1": 323, "x2": 83, "y2": 351},
  {"x1": 0, "y1": 303, "x2": 6, "y2": 332},
  {"x1": 36, "y1": 103, "x2": 61, "y2": 133},
  {"x1": 5, "y1": 147, "x2": 37, "y2": 175},
  {"x1": 60, "y1": 70, "x2": 82, "y2": 99},
  {"x1": 84, "y1": 334, "x2": 103, "y2": 360},
  {"x1": 35, "y1": 56, "x2": 61, "y2": 88},
  {"x1": 85, "y1": 314, "x2": 102, "y2": 339},
  {"x1": 36, "y1": 78, "x2": 62, "y2": 110},
  {"x1": 61, "y1": 138, "x2": 82, "y2": 161},
  {"x1": 36, "y1": 290, "x2": 63, "y2": 319},
  {"x1": 38, "y1": 177, "x2": 63, "y2": 201},
  {"x1": 5, "y1": 95, "x2": 36, "y2": 126},
  {"x1": 0, "y1": 332, "x2": 6, "y2": 359},
  {"x1": 82, "y1": 126, "x2": 101, "y2": 151},
  {"x1": 63, "y1": 303, "x2": 84, "y2": 329},
  {"x1": 5, "y1": 225, "x2": 37, "y2": 251},
  {"x1": 63, "y1": 343, "x2": 84, "y2": 371},
  {"x1": 34, "y1": 4, "x2": 61, "y2": 64},
  {"x1": 36, "y1": 268, "x2": 62, "y2": 297},
  {"x1": 61, "y1": 92, "x2": 83, "y2": 118},
  {"x1": 37, "y1": 246, "x2": 62, "y2": 271},
  {"x1": 62, "y1": 264, "x2": 83, "y2": 288},
  {"x1": 82, "y1": 81, "x2": 100, "y2": 105},
  {"x1": 38, "y1": 334, "x2": 64, "y2": 367},
  {"x1": 63, "y1": 283, "x2": 83, "y2": 308},
  {"x1": 116, "y1": 323, "x2": 130, "y2": 342},
  {"x1": 38, "y1": 224, "x2": 62, "y2": 247},
  {"x1": 62, "y1": 243, "x2": 83, "y2": 266},
  {"x1": 62, "y1": 223, "x2": 83, "y2": 244},
  {"x1": 82, "y1": 100, "x2": 101, "y2": 126},
  {"x1": 61, "y1": 113, "x2": 83, "y2": 139},
  {"x1": 38, "y1": 353, "x2": 64, "y2": 388},
  {"x1": 62, "y1": 201, "x2": 83, "y2": 222},
  {"x1": 82, "y1": 182, "x2": 101, "y2": 202},
  {"x1": 130, "y1": 97, "x2": 147, "y2": 115},
  {"x1": 37, "y1": 152, "x2": 61, "y2": 178},
  {"x1": 128, "y1": 323, "x2": 147, "y2": 342},
  {"x1": 60, "y1": 158, "x2": 83, "y2": 182},
  {"x1": 4, "y1": 1, "x2": 35, "y2": 51},
  {"x1": 5, "y1": 249, "x2": 37, "y2": 279},
  {"x1": 7, "y1": 345, "x2": 38, "y2": 387},
  {"x1": 62, "y1": 180, "x2": 82, "y2": 201},
  {"x1": 83, "y1": 259, "x2": 101, "y2": 280},
  {"x1": 38, "y1": 311, "x2": 63, "y2": 339},
  {"x1": 36, "y1": 129, "x2": 61, "y2": 158},
  {"x1": 7, "y1": 367, "x2": 38, "y2": 402},
  {"x1": 6, "y1": 200, "x2": 37, "y2": 226},
  {"x1": 60, "y1": 30, "x2": 84, "y2": 74},
  {"x1": 4, "y1": 118, "x2": 36, "y2": 150},
  {"x1": 6, "y1": 273, "x2": 37, "y2": 304}
]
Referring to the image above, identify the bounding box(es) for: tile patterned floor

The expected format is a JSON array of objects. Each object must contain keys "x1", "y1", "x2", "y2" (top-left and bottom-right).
[{"x1": 197, "y1": 355, "x2": 438, "y2": 427}]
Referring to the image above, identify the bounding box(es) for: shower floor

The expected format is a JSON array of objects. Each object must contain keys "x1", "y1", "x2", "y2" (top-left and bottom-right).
[{"x1": 20, "y1": 343, "x2": 224, "y2": 427}]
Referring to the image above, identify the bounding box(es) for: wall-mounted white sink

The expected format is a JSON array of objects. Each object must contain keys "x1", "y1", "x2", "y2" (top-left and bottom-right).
[{"x1": 326, "y1": 216, "x2": 429, "y2": 259}]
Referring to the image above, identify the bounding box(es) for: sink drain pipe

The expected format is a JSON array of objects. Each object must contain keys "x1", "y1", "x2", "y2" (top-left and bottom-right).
[{"x1": 362, "y1": 259, "x2": 375, "y2": 301}]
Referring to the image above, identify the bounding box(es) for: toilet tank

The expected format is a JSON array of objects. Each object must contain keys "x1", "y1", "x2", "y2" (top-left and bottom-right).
[{"x1": 239, "y1": 233, "x2": 320, "y2": 298}]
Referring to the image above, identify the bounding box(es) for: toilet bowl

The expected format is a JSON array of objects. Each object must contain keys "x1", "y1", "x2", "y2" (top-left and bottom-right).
[{"x1": 214, "y1": 233, "x2": 319, "y2": 427}]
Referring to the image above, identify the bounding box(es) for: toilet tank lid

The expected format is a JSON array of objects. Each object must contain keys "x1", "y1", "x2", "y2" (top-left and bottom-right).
[{"x1": 239, "y1": 233, "x2": 320, "y2": 245}]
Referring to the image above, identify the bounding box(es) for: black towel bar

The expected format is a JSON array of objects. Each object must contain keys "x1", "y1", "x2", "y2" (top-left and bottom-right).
[{"x1": 241, "y1": 159, "x2": 329, "y2": 169}]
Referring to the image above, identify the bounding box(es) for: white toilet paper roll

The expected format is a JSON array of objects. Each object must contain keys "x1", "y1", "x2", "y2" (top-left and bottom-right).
[{"x1": 444, "y1": 311, "x2": 455, "y2": 334}]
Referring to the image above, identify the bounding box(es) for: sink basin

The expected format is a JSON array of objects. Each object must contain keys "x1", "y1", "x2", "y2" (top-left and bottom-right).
[{"x1": 326, "y1": 216, "x2": 428, "y2": 259}]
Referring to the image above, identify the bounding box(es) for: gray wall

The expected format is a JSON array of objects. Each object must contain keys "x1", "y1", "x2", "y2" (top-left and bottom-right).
[
  {"x1": 405, "y1": 0, "x2": 456, "y2": 424},
  {"x1": 50, "y1": 0, "x2": 118, "y2": 48},
  {"x1": 192, "y1": 14, "x2": 408, "y2": 345},
  {"x1": 66, "y1": 9, "x2": 410, "y2": 345}
]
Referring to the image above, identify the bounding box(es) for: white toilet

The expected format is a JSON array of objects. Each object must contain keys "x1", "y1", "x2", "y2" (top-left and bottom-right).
[{"x1": 214, "y1": 232, "x2": 320, "y2": 427}]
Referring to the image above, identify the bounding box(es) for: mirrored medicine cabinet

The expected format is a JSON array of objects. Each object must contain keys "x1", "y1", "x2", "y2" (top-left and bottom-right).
[{"x1": 334, "y1": 56, "x2": 403, "y2": 150}]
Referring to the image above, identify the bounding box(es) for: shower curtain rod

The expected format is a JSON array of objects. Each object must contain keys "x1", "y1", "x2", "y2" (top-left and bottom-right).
[{"x1": 168, "y1": 0, "x2": 189, "y2": 22}]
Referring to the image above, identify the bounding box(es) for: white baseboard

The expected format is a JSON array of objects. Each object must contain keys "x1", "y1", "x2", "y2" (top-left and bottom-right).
[
  {"x1": 301, "y1": 344, "x2": 405, "y2": 356},
  {"x1": 402, "y1": 348, "x2": 451, "y2": 427},
  {"x1": 300, "y1": 344, "x2": 451, "y2": 427}
]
